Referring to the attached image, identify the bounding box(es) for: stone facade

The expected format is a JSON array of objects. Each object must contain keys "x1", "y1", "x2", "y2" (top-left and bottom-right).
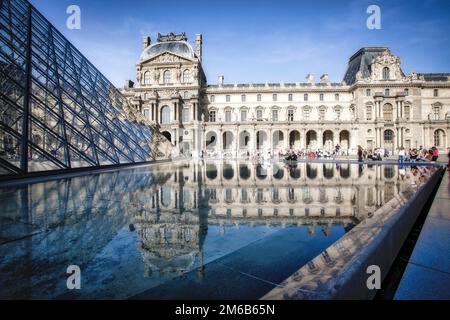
[{"x1": 121, "y1": 34, "x2": 450, "y2": 158}]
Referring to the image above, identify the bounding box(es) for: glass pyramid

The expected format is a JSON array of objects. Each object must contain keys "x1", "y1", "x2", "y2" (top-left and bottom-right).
[{"x1": 0, "y1": 0, "x2": 169, "y2": 177}]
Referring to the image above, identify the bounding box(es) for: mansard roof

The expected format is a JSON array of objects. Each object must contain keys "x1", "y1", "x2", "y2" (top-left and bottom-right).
[
  {"x1": 343, "y1": 47, "x2": 390, "y2": 85},
  {"x1": 418, "y1": 73, "x2": 450, "y2": 81}
]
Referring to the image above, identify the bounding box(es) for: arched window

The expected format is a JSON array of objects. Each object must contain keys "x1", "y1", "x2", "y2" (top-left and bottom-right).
[
  {"x1": 143, "y1": 71, "x2": 151, "y2": 85},
  {"x1": 183, "y1": 69, "x2": 190, "y2": 83},
  {"x1": 382, "y1": 67, "x2": 390, "y2": 80},
  {"x1": 434, "y1": 129, "x2": 445, "y2": 147},
  {"x1": 384, "y1": 130, "x2": 394, "y2": 143},
  {"x1": 160, "y1": 105, "x2": 170, "y2": 124},
  {"x1": 383, "y1": 103, "x2": 393, "y2": 121},
  {"x1": 163, "y1": 70, "x2": 171, "y2": 84}
]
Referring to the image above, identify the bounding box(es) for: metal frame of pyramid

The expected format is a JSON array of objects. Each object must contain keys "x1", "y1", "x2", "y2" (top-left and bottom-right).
[{"x1": 0, "y1": 0, "x2": 167, "y2": 178}]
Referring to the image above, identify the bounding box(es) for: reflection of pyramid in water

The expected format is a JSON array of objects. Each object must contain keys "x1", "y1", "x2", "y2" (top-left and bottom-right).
[{"x1": 0, "y1": 0, "x2": 170, "y2": 176}]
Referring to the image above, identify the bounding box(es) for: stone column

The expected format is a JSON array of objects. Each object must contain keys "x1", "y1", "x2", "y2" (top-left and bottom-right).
[{"x1": 285, "y1": 129, "x2": 289, "y2": 150}]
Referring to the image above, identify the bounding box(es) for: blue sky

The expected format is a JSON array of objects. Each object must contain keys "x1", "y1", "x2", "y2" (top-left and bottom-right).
[{"x1": 30, "y1": 0, "x2": 450, "y2": 87}]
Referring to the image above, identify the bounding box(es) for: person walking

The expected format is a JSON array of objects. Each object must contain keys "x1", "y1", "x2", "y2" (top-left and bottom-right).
[
  {"x1": 398, "y1": 146, "x2": 406, "y2": 163},
  {"x1": 357, "y1": 145, "x2": 363, "y2": 162}
]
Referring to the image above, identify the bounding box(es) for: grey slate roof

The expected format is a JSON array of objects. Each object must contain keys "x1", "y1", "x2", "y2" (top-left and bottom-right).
[
  {"x1": 418, "y1": 73, "x2": 450, "y2": 81},
  {"x1": 343, "y1": 47, "x2": 390, "y2": 85},
  {"x1": 140, "y1": 41, "x2": 195, "y2": 61}
]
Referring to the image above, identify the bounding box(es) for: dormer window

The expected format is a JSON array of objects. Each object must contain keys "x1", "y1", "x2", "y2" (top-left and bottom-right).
[{"x1": 382, "y1": 67, "x2": 390, "y2": 80}]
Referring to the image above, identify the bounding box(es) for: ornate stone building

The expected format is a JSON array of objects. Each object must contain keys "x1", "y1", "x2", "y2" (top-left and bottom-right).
[{"x1": 121, "y1": 33, "x2": 450, "y2": 158}]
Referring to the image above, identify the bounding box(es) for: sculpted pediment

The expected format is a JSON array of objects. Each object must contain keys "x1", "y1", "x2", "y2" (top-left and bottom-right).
[{"x1": 142, "y1": 52, "x2": 194, "y2": 65}]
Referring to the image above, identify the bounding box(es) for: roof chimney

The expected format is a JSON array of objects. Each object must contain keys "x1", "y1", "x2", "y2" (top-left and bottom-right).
[
  {"x1": 143, "y1": 36, "x2": 151, "y2": 49},
  {"x1": 195, "y1": 34, "x2": 202, "y2": 61}
]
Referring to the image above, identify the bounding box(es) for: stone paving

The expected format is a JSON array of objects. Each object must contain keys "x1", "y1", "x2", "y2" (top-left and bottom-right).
[{"x1": 395, "y1": 168, "x2": 450, "y2": 300}]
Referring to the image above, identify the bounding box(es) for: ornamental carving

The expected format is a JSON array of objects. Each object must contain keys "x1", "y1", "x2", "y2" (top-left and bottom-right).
[
  {"x1": 370, "y1": 51, "x2": 404, "y2": 81},
  {"x1": 152, "y1": 52, "x2": 187, "y2": 63}
]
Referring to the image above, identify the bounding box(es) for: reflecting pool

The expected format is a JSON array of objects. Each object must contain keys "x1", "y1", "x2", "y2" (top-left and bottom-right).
[{"x1": 0, "y1": 161, "x2": 437, "y2": 299}]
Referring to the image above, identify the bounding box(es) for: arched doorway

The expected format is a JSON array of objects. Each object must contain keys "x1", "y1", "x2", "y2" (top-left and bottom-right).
[
  {"x1": 162, "y1": 131, "x2": 172, "y2": 143},
  {"x1": 160, "y1": 105, "x2": 171, "y2": 124},
  {"x1": 306, "y1": 130, "x2": 317, "y2": 150},
  {"x1": 434, "y1": 129, "x2": 446, "y2": 148},
  {"x1": 256, "y1": 131, "x2": 267, "y2": 150},
  {"x1": 239, "y1": 131, "x2": 251, "y2": 149},
  {"x1": 384, "y1": 129, "x2": 394, "y2": 153},
  {"x1": 323, "y1": 130, "x2": 333, "y2": 152},
  {"x1": 272, "y1": 130, "x2": 284, "y2": 150},
  {"x1": 223, "y1": 131, "x2": 234, "y2": 150},
  {"x1": 339, "y1": 130, "x2": 350, "y2": 151},
  {"x1": 205, "y1": 131, "x2": 217, "y2": 150},
  {"x1": 289, "y1": 130, "x2": 301, "y2": 149}
]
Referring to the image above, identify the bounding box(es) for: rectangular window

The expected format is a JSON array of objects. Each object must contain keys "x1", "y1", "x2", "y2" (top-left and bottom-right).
[
  {"x1": 241, "y1": 94, "x2": 246, "y2": 102},
  {"x1": 434, "y1": 89, "x2": 439, "y2": 97},
  {"x1": 385, "y1": 89, "x2": 390, "y2": 96},
  {"x1": 366, "y1": 106, "x2": 372, "y2": 120},
  {"x1": 335, "y1": 93, "x2": 339, "y2": 101},
  {"x1": 257, "y1": 94, "x2": 261, "y2": 102},
  {"x1": 143, "y1": 108, "x2": 150, "y2": 120},
  {"x1": 404, "y1": 88, "x2": 409, "y2": 96},
  {"x1": 304, "y1": 93, "x2": 308, "y2": 101},
  {"x1": 256, "y1": 109, "x2": 263, "y2": 120},
  {"x1": 320, "y1": 93, "x2": 324, "y2": 101},
  {"x1": 225, "y1": 110, "x2": 231, "y2": 122},
  {"x1": 404, "y1": 106, "x2": 410, "y2": 120},
  {"x1": 182, "y1": 108, "x2": 190, "y2": 122},
  {"x1": 288, "y1": 93, "x2": 293, "y2": 102},
  {"x1": 209, "y1": 111, "x2": 216, "y2": 122},
  {"x1": 241, "y1": 110, "x2": 247, "y2": 122},
  {"x1": 272, "y1": 110, "x2": 278, "y2": 121},
  {"x1": 210, "y1": 95, "x2": 215, "y2": 102},
  {"x1": 433, "y1": 106, "x2": 440, "y2": 120},
  {"x1": 226, "y1": 95, "x2": 230, "y2": 102},
  {"x1": 303, "y1": 109, "x2": 310, "y2": 120},
  {"x1": 366, "y1": 89, "x2": 371, "y2": 96},
  {"x1": 273, "y1": 94, "x2": 277, "y2": 102},
  {"x1": 287, "y1": 109, "x2": 294, "y2": 121}
]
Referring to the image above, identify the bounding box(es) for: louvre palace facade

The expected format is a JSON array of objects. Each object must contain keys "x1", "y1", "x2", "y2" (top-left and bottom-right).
[{"x1": 121, "y1": 33, "x2": 450, "y2": 159}]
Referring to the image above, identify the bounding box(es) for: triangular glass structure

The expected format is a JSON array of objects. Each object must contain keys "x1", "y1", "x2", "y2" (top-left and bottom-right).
[{"x1": 0, "y1": 0, "x2": 169, "y2": 176}]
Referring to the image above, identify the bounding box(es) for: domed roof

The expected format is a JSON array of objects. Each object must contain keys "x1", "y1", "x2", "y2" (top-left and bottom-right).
[{"x1": 140, "y1": 41, "x2": 195, "y2": 61}]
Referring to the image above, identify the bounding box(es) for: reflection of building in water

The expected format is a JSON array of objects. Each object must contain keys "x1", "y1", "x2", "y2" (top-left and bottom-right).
[
  {"x1": 132, "y1": 162, "x2": 420, "y2": 273},
  {"x1": 133, "y1": 163, "x2": 208, "y2": 277}
]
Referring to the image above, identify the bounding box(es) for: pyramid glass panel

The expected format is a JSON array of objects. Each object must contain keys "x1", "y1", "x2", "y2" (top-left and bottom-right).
[{"x1": 0, "y1": 0, "x2": 168, "y2": 177}]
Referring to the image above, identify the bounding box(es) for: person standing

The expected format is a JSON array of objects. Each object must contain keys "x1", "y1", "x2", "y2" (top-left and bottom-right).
[
  {"x1": 447, "y1": 148, "x2": 450, "y2": 170},
  {"x1": 398, "y1": 147, "x2": 406, "y2": 163},
  {"x1": 432, "y1": 147, "x2": 439, "y2": 162}
]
